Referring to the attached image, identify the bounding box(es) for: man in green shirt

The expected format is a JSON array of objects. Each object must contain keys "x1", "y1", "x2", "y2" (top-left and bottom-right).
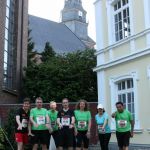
[
  {"x1": 112, "y1": 101, "x2": 134, "y2": 150},
  {"x1": 30, "y1": 97, "x2": 50, "y2": 150}
]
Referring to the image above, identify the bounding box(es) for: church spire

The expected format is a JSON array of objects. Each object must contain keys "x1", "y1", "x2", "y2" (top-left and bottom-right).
[{"x1": 61, "y1": 0, "x2": 95, "y2": 48}]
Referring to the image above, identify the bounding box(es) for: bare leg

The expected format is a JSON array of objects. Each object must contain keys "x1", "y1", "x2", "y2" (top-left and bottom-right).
[
  {"x1": 58, "y1": 146, "x2": 63, "y2": 150},
  {"x1": 17, "y1": 142, "x2": 24, "y2": 150},
  {"x1": 42, "y1": 144, "x2": 47, "y2": 150},
  {"x1": 76, "y1": 148, "x2": 81, "y2": 150},
  {"x1": 32, "y1": 144, "x2": 38, "y2": 150},
  {"x1": 68, "y1": 147, "x2": 73, "y2": 150},
  {"x1": 123, "y1": 146, "x2": 128, "y2": 150}
]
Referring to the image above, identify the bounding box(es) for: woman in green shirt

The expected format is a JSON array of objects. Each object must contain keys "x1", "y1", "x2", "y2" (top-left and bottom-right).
[
  {"x1": 74, "y1": 99, "x2": 91, "y2": 150},
  {"x1": 47, "y1": 101, "x2": 59, "y2": 149}
]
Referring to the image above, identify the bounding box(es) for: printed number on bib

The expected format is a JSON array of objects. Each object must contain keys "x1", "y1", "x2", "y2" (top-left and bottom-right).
[
  {"x1": 22, "y1": 119, "x2": 28, "y2": 128},
  {"x1": 98, "y1": 125, "x2": 105, "y2": 134},
  {"x1": 36, "y1": 116, "x2": 45, "y2": 125},
  {"x1": 78, "y1": 121, "x2": 87, "y2": 129},
  {"x1": 118, "y1": 120, "x2": 127, "y2": 128},
  {"x1": 61, "y1": 117, "x2": 70, "y2": 126}
]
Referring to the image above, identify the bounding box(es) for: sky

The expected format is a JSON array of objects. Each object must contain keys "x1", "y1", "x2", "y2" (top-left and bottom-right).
[{"x1": 28, "y1": 0, "x2": 96, "y2": 41}]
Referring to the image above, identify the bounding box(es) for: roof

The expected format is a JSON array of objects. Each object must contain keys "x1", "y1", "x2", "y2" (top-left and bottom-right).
[{"x1": 29, "y1": 15, "x2": 87, "y2": 53}]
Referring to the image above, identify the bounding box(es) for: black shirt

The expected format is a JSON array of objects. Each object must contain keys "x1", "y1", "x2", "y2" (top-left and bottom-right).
[
  {"x1": 57, "y1": 109, "x2": 74, "y2": 129},
  {"x1": 15, "y1": 108, "x2": 30, "y2": 133}
]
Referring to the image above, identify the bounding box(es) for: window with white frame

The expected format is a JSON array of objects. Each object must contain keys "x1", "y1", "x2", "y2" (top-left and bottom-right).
[
  {"x1": 116, "y1": 79, "x2": 135, "y2": 118},
  {"x1": 113, "y1": 0, "x2": 130, "y2": 41},
  {"x1": 3, "y1": 0, "x2": 16, "y2": 90}
]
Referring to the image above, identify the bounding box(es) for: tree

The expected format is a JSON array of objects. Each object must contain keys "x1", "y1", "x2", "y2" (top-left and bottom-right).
[
  {"x1": 41, "y1": 42, "x2": 56, "y2": 62},
  {"x1": 23, "y1": 49, "x2": 97, "y2": 102},
  {"x1": 27, "y1": 29, "x2": 36, "y2": 66}
]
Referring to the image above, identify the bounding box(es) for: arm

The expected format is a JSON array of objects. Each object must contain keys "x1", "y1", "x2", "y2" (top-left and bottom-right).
[
  {"x1": 57, "y1": 118, "x2": 62, "y2": 129},
  {"x1": 130, "y1": 119, "x2": 134, "y2": 137},
  {"x1": 69, "y1": 116, "x2": 75, "y2": 128},
  {"x1": 30, "y1": 116, "x2": 38, "y2": 128},
  {"x1": 102, "y1": 118, "x2": 108, "y2": 129},
  {"x1": 86, "y1": 119, "x2": 92, "y2": 138},
  {"x1": 28, "y1": 121, "x2": 34, "y2": 136},
  {"x1": 16, "y1": 115, "x2": 22, "y2": 130},
  {"x1": 46, "y1": 114, "x2": 51, "y2": 130}
]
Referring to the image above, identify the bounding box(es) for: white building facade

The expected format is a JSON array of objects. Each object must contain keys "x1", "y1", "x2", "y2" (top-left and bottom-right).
[{"x1": 94, "y1": 0, "x2": 150, "y2": 148}]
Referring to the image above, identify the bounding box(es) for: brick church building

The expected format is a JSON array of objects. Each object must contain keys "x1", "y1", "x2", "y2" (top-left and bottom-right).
[{"x1": 0, "y1": 0, "x2": 28, "y2": 103}]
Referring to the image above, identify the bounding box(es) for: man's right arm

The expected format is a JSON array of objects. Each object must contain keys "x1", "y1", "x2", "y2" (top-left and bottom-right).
[{"x1": 16, "y1": 115, "x2": 22, "y2": 130}]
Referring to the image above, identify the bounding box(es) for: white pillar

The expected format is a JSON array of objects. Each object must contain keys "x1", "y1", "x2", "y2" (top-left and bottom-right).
[
  {"x1": 144, "y1": 0, "x2": 150, "y2": 46},
  {"x1": 94, "y1": 0, "x2": 104, "y2": 50}
]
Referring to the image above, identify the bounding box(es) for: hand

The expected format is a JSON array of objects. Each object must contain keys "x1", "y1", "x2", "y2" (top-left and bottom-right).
[
  {"x1": 46, "y1": 123, "x2": 50, "y2": 129},
  {"x1": 130, "y1": 131, "x2": 134, "y2": 138},
  {"x1": 69, "y1": 124, "x2": 74, "y2": 129},
  {"x1": 33, "y1": 123, "x2": 39, "y2": 128},
  {"x1": 86, "y1": 131, "x2": 91, "y2": 139},
  {"x1": 17, "y1": 124, "x2": 22, "y2": 130},
  {"x1": 112, "y1": 112, "x2": 117, "y2": 118},
  {"x1": 28, "y1": 132, "x2": 34, "y2": 136},
  {"x1": 49, "y1": 127, "x2": 53, "y2": 133},
  {"x1": 74, "y1": 130, "x2": 78, "y2": 136},
  {"x1": 58, "y1": 123, "x2": 62, "y2": 129}
]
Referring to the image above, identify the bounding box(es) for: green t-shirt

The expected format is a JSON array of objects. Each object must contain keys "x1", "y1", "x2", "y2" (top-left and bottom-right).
[
  {"x1": 115, "y1": 109, "x2": 133, "y2": 132},
  {"x1": 47, "y1": 110, "x2": 58, "y2": 131},
  {"x1": 74, "y1": 110, "x2": 91, "y2": 131},
  {"x1": 30, "y1": 108, "x2": 48, "y2": 130}
]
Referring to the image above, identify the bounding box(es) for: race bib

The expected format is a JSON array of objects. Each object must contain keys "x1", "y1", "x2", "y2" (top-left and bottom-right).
[
  {"x1": 98, "y1": 124, "x2": 105, "y2": 134},
  {"x1": 78, "y1": 121, "x2": 87, "y2": 129},
  {"x1": 118, "y1": 120, "x2": 127, "y2": 128},
  {"x1": 36, "y1": 116, "x2": 45, "y2": 125},
  {"x1": 22, "y1": 119, "x2": 28, "y2": 128},
  {"x1": 61, "y1": 117, "x2": 70, "y2": 126}
]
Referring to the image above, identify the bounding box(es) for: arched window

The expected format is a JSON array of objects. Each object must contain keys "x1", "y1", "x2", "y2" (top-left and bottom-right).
[{"x1": 116, "y1": 79, "x2": 135, "y2": 118}]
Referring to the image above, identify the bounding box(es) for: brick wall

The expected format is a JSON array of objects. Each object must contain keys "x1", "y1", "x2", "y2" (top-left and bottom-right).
[{"x1": 0, "y1": 102, "x2": 98, "y2": 144}]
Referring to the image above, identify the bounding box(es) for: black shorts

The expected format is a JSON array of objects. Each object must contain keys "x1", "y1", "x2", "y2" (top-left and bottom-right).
[
  {"x1": 116, "y1": 131, "x2": 131, "y2": 148},
  {"x1": 51, "y1": 130, "x2": 60, "y2": 147},
  {"x1": 76, "y1": 130, "x2": 89, "y2": 148},
  {"x1": 31, "y1": 130, "x2": 49, "y2": 145},
  {"x1": 58, "y1": 128, "x2": 74, "y2": 147}
]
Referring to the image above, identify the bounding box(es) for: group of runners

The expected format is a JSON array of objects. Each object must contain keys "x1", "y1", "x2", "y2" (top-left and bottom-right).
[{"x1": 15, "y1": 97, "x2": 134, "y2": 150}]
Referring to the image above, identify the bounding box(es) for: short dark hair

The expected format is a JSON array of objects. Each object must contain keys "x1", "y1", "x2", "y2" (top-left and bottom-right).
[
  {"x1": 62, "y1": 98, "x2": 69, "y2": 103},
  {"x1": 35, "y1": 97, "x2": 43, "y2": 102},
  {"x1": 23, "y1": 98, "x2": 30, "y2": 103},
  {"x1": 116, "y1": 101, "x2": 124, "y2": 106}
]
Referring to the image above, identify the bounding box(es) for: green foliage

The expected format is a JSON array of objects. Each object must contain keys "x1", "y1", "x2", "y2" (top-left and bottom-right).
[
  {"x1": 23, "y1": 49, "x2": 97, "y2": 102},
  {"x1": 0, "y1": 128, "x2": 5, "y2": 149},
  {"x1": 41, "y1": 42, "x2": 56, "y2": 62},
  {"x1": 27, "y1": 29, "x2": 36, "y2": 66},
  {"x1": 4, "y1": 108, "x2": 17, "y2": 150}
]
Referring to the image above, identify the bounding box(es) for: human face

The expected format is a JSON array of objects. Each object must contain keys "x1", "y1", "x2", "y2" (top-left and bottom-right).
[
  {"x1": 23, "y1": 101, "x2": 30, "y2": 111},
  {"x1": 116, "y1": 104, "x2": 124, "y2": 113},
  {"x1": 98, "y1": 108, "x2": 103, "y2": 115},
  {"x1": 50, "y1": 102, "x2": 56, "y2": 110},
  {"x1": 79, "y1": 102, "x2": 85, "y2": 110},
  {"x1": 36, "y1": 99, "x2": 43, "y2": 109},
  {"x1": 62, "y1": 99, "x2": 69, "y2": 109}
]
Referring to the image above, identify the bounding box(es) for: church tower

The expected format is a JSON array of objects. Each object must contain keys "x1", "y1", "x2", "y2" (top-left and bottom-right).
[{"x1": 61, "y1": 0, "x2": 95, "y2": 48}]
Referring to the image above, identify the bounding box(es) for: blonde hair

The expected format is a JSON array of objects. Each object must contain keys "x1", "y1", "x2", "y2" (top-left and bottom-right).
[{"x1": 50, "y1": 101, "x2": 56, "y2": 106}]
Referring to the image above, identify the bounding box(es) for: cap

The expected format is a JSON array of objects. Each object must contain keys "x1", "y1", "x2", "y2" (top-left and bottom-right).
[{"x1": 97, "y1": 103, "x2": 104, "y2": 109}]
